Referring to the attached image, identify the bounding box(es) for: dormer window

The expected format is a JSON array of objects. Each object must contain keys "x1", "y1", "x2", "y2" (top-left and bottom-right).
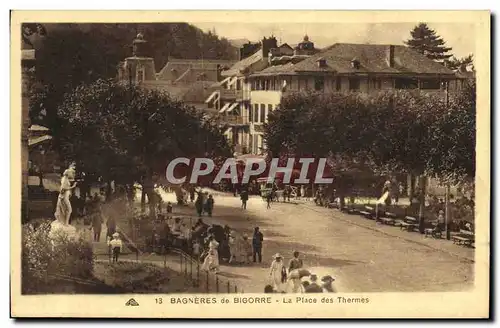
[
  {"x1": 351, "y1": 58, "x2": 360, "y2": 69},
  {"x1": 317, "y1": 57, "x2": 327, "y2": 68}
]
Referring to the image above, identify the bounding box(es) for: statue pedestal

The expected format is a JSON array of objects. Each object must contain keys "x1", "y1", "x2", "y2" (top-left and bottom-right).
[{"x1": 48, "y1": 220, "x2": 78, "y2": 241}]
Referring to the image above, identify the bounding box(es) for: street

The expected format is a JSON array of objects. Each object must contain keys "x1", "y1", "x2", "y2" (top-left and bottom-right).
[{"x1": 158, "y1": 190, "x2": 474, "y2": 293}]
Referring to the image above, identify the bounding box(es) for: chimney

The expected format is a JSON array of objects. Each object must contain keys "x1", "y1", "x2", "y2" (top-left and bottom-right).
[
  {"x1": 262, "y1": 36, "x2": 278, "y2": 58},
  {"x1": 386, "y1": 45, "x2": 395, "y2": 68}
]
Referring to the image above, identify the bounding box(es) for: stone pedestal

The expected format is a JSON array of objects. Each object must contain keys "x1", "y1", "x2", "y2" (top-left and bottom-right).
[{"x1": 48, "y1": 220, "x2": 78, "y2": 241}]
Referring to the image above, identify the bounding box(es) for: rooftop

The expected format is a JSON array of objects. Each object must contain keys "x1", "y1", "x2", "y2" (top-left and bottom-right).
[
  {"x1": 221, "y1": 49, "x2": 263, "y2": 77},
  {"x1": 251, "y1": 43, "x2": 457, "y2": 77}
]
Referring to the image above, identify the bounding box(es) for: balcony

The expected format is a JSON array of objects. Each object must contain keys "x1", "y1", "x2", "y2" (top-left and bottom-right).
[
  {"x1": 218, "y1": 115, "x2": 250, "y2": 126},
  {"x1": 220, "y1": 88, "x2": 244, "y2": 101}
]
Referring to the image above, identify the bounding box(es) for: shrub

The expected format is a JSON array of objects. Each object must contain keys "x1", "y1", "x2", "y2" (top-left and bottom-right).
[{"x1": 22, "y1": 221, "x2": 94, "y2": 294}]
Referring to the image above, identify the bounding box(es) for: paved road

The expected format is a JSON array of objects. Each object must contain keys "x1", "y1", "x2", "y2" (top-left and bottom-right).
[{"x1": 157, "y1": 190, "x2": 474, "y2": 293}]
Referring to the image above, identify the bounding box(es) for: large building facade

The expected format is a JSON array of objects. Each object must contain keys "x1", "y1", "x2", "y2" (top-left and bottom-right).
[{"x1": 244, "y1": 42, "x2": 470, "y2": 154}]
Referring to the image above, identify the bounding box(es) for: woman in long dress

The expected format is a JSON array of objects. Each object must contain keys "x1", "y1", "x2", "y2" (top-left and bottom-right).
[
  {"x1": 201, "y1": 236, "x2": 220, "y2": 273},
  {"x1": 54, "y1": 164, "x2": 77, "y2": 225},
  {"x1": 269, "y1": 253, "x2": 285, "y2": 292}
]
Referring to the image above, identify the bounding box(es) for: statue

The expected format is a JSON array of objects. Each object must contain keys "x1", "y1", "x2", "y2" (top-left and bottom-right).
[{"x1": 54, "y1": 162, "x2": 78, "y2": 225}]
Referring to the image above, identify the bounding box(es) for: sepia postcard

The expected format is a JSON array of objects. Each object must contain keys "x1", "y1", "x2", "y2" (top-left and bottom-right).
[{"x1": 10, "y1": 10, "x2": 490, "y2": 318}]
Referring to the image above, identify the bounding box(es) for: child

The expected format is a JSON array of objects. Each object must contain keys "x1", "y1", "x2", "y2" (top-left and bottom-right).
[
  {"x1": 166, "y1": 202, "x2": 173, "y2": 221},
  {"x1": 108, "y1": 232, "x2": 123, "y2": 263},
  {"x1": 192, "y1": 240, "x2": 201, "y2": 260}
]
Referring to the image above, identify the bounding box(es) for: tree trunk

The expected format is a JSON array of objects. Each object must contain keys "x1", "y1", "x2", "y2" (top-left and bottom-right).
[
  {"x1": 105, "y1": 181, "x2": 112, "y2": 202},
  {"x1": 408, "y1": 173, "x2": 415, "y2": 205},
  {"x1": 418, "y1": 175, "x2": 427, "y2": 233}
]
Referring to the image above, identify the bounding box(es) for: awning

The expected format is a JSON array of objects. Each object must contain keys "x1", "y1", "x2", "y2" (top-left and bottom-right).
[
  {"x1": 219, "y1": 103, "x2": 232, "y2": 113},
  {"x1": 29, "y1": 125, "x2": 50, "y2": 132},
  {"x1": 220, "y1": 77, "x2": 232, "y2": 85},
  {"x1": 226, "y1": 103, "x2": 239, "y2": 113},
  {"x1": 227, "y1": 77, "x2": 238, "y2": 87},
  {"x1": 205, "y1": 91, "x2": 219, "y2": 104},
  {"x1": 29, "y1": 135, "x2": 52, "y2": 147}
]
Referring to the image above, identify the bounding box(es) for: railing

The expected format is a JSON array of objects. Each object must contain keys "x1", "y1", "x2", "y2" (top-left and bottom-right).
[
  {"x1": 219, "y1": 115, "x2": 249, "y2": 125},
  {"x1": 116, "y1": 218, "x2": 243, "y2": 294},
  {"x1": 220, "y1": 89, "x2": 243, "y2": 100}
]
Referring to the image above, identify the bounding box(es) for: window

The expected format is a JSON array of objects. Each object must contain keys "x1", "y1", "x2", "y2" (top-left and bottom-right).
[
  {"x1": 370, "y1": 78, "x2": 382, "y2": 89},
  {"x1": 271, "y1": 78, "x2": 276, "y2": 90},
  {"x1": 314, "y1": 77, "x2": 325, "y2": 91},
  {"x1": 253, "y1": 104, "x2": 259, "y2": 122},
  {"x1": 349, "y1": 77, "x2": 360, "y2": 91},
  {"x1": 420, "y1": 79, "x2": 441, "y2": 90},
  {"x1": 260, "y1": 104, "x2": 266, "y2": 123},
  {"x1": 336, "y1": 77, "x2": 342, "y2": 91},
  {"x1": 395, "y1": 78, "x2": 418, "y2": 89},
  {"x1": 248, "y1": 104, "x2": 252, "y2": 122}
]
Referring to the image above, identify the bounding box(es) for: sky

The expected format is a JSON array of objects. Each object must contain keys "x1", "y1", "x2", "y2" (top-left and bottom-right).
[{"x1": 191, "y1": 22, "x2": 476, "y2": 59}]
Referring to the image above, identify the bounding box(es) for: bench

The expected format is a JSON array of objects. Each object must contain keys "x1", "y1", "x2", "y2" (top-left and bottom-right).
[
  {"x1": 452, "y1": 235, "x2": 473, "y2": 246},
  {"x1": 385, "y1": 212, "x2": 398, "y2": 219},
  {"x1": 400, "y1": 221, "x2": 417, "y2": 232},
  {"x1": 359, "y1": 210, "x2": 373, "y2": 219},
  {"x1": 424, "y1": 228, "x2": 442, "y2": 239},
  {"x1": 379, "y1": 217, "x2": 396, "y2": 225}
]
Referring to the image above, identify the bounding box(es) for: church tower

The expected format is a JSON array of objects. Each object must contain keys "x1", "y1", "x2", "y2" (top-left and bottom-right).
[{"x1": 119, "y1": 33, "x2": 156, "y2": 84}]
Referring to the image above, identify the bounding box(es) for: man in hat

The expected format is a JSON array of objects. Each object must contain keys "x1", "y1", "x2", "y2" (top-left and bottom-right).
[
  {"x1": 305, "y1": 274, "x2": 324, "y2": 293},
  {"x1": 108, "y1": 232, "x2": 123, "y2": 263},
  {"x1": 288, "y1": 251, "x2": 304, "y2": 293},
  {"x1": 321, "y1": 275, "x2": 337, "y2": 293}
]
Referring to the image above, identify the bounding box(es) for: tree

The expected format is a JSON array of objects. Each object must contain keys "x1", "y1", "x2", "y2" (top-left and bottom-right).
[
  {"x1": 21, "y1": 23, "x2": 46, "y2": 48},
  {"x1": 29, "y1": 23, "x2": 238, "y2": 131},
  {"x1": 57, "y1": 79, "x2": 231, "y2": 210},
  {"x1": 426, "y1": 81, "x2": 476, "y2": 181},
  {"x1": 447, "y1": 54, "x2": 475, "y2": 72},
  {"x1": 404, "y1": 23, "x2": 452, "y2": 62}
]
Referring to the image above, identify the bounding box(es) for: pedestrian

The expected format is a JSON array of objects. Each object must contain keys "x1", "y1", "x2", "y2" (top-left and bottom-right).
[
  {"x1": 108, "y1": 232, "x2": 123, "y2": 263},
  {"x1": 252, "y1": 227, "x2": 263, "y2": 263},
  {"x1": 242, "y1": 234, "x2": 253, "y2": 264},
  {"x1": 201, "y1": 235, "x2": 220, "y2": 274},
  {"x1": 300, "y1": 185, "x2": 305, "y2": 200},
  {"x1": 321, "y1": 275, "x2": 337, "y2": 293},
  {"x1": 92, "y1": 211, "x2": 103, "y2": 242},
  {"x1": 240, "y1": 189, "x2": 249, "y2": 209},
  {"x1": 206, "y1": 194, "x2": 214, "y2": 217},
  {"x1": 264, "y1": 285, "x2": 275, "y2": 293},
  {"x1": 269, "y1": 253, "x2": 285, "y2": 292},
  {"x1": 192, "y1": 239, "x2": 201, "y2": 260},
  {"x1": 266, "y1": 192, "x2": 272, "y2": 209},
  {"x1": 195, "y1": 190, "x2": 203, "y2": 217},
  {"x1": 106, "y1": 216, "x2": 116, "y2": 240},
  {"x1": 305, "y1": 274, "x2": 323, "y2": 293},
  {"x1": 288, "y1": 251, "x2": 304, "y2": 293},
  {"x1": 166, "y1": 201, "x2": 173, "y2": 220}
]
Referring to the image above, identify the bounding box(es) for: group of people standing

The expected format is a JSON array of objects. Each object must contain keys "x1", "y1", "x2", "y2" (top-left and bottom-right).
[{"x1": 267, "y1": 251, "x2": 337, "y2": 293}]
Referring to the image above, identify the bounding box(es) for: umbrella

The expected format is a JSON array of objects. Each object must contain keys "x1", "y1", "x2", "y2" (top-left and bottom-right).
[{"x1": 288, "y1": 268, "x2": 311, "y2": 279}]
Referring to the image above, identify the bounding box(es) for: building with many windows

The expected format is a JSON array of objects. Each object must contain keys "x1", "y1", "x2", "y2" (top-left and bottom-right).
[{"x1": 245, "y1": 42, "x2": 469, "y2": 154}]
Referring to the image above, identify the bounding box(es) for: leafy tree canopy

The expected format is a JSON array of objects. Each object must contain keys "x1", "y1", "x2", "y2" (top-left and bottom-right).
[
  {"x1": 404, "y1": 22, "x2": 453, "y2": 62},
  {"x1": 57, "y1": 79, "x2": 232, "y2": 185},
  {"x1": 265, "y1": 87, "x2": 475, "y2": 189}
]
